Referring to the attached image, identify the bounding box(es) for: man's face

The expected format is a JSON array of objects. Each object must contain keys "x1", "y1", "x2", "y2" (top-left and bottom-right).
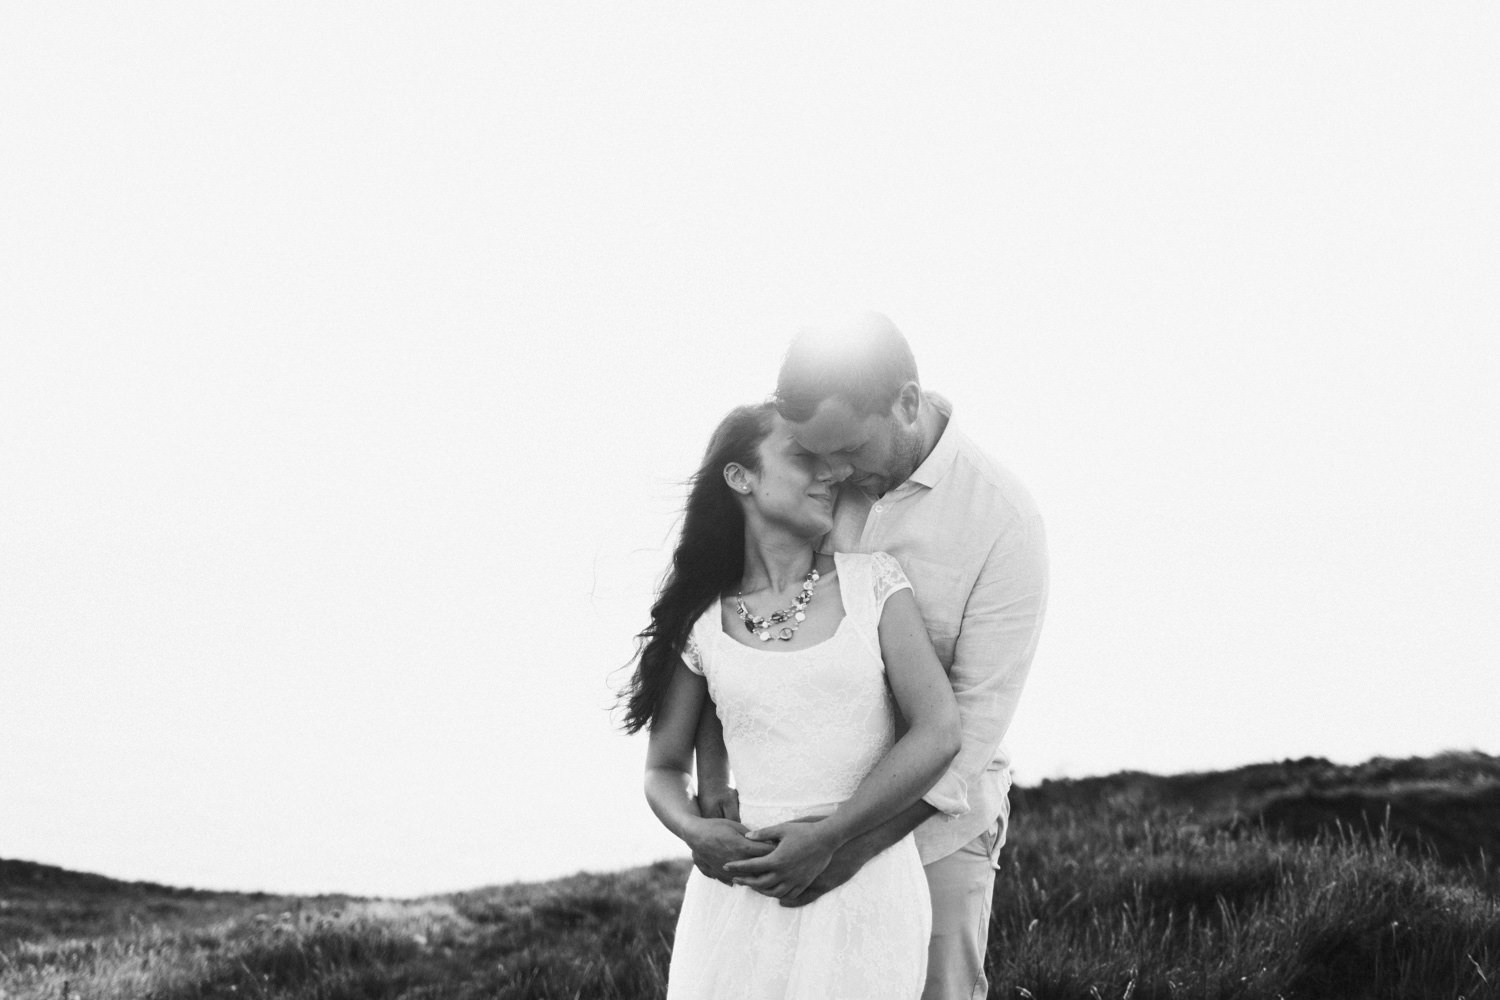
[{"x1": 786, "y1": 397, "x2": 924, "y2": 498}]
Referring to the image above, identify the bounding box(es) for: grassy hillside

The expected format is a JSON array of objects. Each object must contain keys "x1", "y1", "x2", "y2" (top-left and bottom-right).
[
  {"x1": 1015, "y1": 749, "x2": 1500, "y2": 875},
  {"x1": 0, "y1": 859, "x2": 300, "y2": 945},
  {"x1": 3, "y1": 752, "x2": 1497, "y2": 999}
]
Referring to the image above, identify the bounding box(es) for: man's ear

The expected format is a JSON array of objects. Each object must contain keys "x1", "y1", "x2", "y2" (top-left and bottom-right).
[
  {"x1": 895, "y1": 382, "x2": 923, "y2": 425},
  {"x1": 723, "y1": 462, "x2": 754, "y2": 495}
]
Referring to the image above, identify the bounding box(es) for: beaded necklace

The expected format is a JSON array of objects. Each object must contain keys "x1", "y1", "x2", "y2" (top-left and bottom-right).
[{"x1": 735, "y1": 566, "x2": 820, "y2": 642}]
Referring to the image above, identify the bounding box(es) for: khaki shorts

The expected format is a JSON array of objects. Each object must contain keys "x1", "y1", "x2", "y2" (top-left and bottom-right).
[{"x1": 922, "y1": 823, "x2": 1001, "y2": 1000}]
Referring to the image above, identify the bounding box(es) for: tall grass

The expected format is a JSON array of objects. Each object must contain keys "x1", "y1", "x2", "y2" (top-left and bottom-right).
[
  {"x1": 3, "y1": 806, "x2": 1496, "y2": 999},
  {"x1": 0, "y1": 864, "x2": 686, "y2": 1000},
  {"x1": 990, "y1": 798, "x2": 1499, "y2": 999}
]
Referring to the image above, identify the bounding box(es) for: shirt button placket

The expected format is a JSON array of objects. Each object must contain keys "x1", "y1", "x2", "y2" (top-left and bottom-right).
[
  {"x1": 864, "y1": 501, "x2": 885, "y2": 548},
  {"x1": 864, "y1": 500, "x2": 882, "y2": 548}
]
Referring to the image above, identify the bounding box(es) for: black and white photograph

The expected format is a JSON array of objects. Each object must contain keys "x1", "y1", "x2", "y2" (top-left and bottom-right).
[{"x1": 3, "y1": 4, "x2": 1497, "y2": 998}]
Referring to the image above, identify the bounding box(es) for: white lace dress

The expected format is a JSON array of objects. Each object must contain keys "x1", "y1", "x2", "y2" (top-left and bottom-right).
[{"x1": 667, "y1": 551, "x2": 930, "y2": 1000}]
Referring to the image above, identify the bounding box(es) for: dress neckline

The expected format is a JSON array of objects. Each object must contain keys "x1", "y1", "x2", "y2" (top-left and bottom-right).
[
  {"x1": 714, "y1": 552, "x2": 851, "y2": 655},
  {"x1": 715, "y1": 611, "x2": 851, "y2": 655}
]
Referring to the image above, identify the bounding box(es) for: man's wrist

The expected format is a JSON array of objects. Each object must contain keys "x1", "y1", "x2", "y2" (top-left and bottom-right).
[
  {"x1": 805, "y1": 817, "x2": 846, "y2": 855},
  {"x1": 863, "y1": 800, "x2": 936, "y2": 855},
  {"x1": 844, "y1": 821, "x2": 895, "y2": 866},
  {"x1": 808, "y1": 814, "x2": 853, "y2": 851}
]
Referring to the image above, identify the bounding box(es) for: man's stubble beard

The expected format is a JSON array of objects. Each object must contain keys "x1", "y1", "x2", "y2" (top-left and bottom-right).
[
  {"x1": 863, "y1": 422, "x2": 926, "y2": 497},
  {"x1": 891, "y1": 421, "x2": 926, "y2": 487}
]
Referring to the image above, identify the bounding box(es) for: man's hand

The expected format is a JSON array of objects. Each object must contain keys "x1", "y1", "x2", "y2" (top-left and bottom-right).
[
  {"x1": 688, "y1": 817, "x2": 771, "y2": 885},
  {"x1": 696, "y1": 785, "x2": 741, "y2": 823},
  {"x1": 778, "y1": 837, "x2": 875, "y2": 908},
  {"x1": 723, "y1": 820, "x2": 837, "y2": 901},
  {"x1": 777, "y1": 799, "x2": 936, "y2": 907}
]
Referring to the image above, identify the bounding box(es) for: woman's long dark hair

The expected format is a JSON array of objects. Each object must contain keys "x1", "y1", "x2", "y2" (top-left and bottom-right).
[{"x1": 619, "y1": 402, "x2": 776, "y2": 734}]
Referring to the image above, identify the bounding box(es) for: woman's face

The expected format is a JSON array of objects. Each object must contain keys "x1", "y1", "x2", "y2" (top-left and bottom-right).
[{"x1": 739, "y1": 417, "x2": 837, "y2": 539}]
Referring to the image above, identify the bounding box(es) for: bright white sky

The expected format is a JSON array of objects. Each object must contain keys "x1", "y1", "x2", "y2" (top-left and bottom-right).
[{"x1": 2, "y1": 5, "x2": 1497, "y2": 898}]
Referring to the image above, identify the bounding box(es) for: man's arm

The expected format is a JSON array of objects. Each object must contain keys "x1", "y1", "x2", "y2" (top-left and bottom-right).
[
  {"x1": 777, "y1": 799, "x2": 936, "y2": 908},
  {"x1": 919, "y1": 508, "x2": 1048, "y2": 819},
  {"x1": 691, "y1": 695, "x2": 765, "y2": 882},
  {"x1": 693, "y1": 694, "x2": 739, "y2": 821}
]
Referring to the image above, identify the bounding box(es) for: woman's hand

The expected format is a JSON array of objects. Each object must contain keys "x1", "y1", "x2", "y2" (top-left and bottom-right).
[{"x1": 722, "y1": 819, "x2": 837, "y2": 900}]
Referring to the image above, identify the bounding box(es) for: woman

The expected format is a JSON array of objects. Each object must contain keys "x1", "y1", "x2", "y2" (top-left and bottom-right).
[{"x1": 620, "y1": 401, "x2": 961, "y2": 999}]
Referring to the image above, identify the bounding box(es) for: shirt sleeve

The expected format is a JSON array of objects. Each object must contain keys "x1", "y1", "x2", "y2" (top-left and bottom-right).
[
  {"x1": 920, "y1": 507, "x2": 1049, "y2": 819},
  {"x1": 869, "y1": 550, "x2": 914, "y2": 615}
]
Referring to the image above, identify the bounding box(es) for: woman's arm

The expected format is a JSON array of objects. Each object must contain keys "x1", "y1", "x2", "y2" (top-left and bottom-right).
[
  {"x1": 725, "y1": 588, "x2": 960, "y2": 898},
  {"x1": 645, "y1": 661, "x2": 769, "y2": 869}
]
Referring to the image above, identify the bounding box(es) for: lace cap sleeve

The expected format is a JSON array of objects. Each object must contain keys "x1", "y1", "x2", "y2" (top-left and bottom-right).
[
  {"x1": 681, "y1": 633, "x2": 704, "y2": 675},
  {"x1": 870, "y1": 550, "x2": 913, "y2": 616}
]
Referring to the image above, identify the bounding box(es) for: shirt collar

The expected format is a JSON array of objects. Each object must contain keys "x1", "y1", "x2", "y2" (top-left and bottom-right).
[{"x1": 905, "y1": 391, "x2": 959, "y2": 491}]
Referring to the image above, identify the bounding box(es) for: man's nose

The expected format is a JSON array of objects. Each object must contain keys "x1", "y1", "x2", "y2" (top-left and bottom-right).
[{"x1": 825, "y1": 458, "x2": 853, "y2": 483}]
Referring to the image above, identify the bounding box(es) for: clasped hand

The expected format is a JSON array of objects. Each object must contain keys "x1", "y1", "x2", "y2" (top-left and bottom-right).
[
  {"x1": 722, "y1": 819, "x2": 836, "y2": 900},
  {"x1": 689, "y1": 818, "x2": 773, "y2": 884}
]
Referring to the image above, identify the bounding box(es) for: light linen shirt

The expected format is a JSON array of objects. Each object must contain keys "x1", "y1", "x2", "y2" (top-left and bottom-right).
[{"x1": 823, "y1": 397, "x2": 1048, "y2": 865}]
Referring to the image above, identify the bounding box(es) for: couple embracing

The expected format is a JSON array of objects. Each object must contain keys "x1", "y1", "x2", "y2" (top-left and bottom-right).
[{"x1": 621, "y1": 314, "x2": 1048, "y2": 1000}]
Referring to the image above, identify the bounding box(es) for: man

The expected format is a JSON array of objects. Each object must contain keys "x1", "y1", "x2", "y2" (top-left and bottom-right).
[{"x1": 700, "y1": 312, "x2": 1048, "y2": 1000}]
